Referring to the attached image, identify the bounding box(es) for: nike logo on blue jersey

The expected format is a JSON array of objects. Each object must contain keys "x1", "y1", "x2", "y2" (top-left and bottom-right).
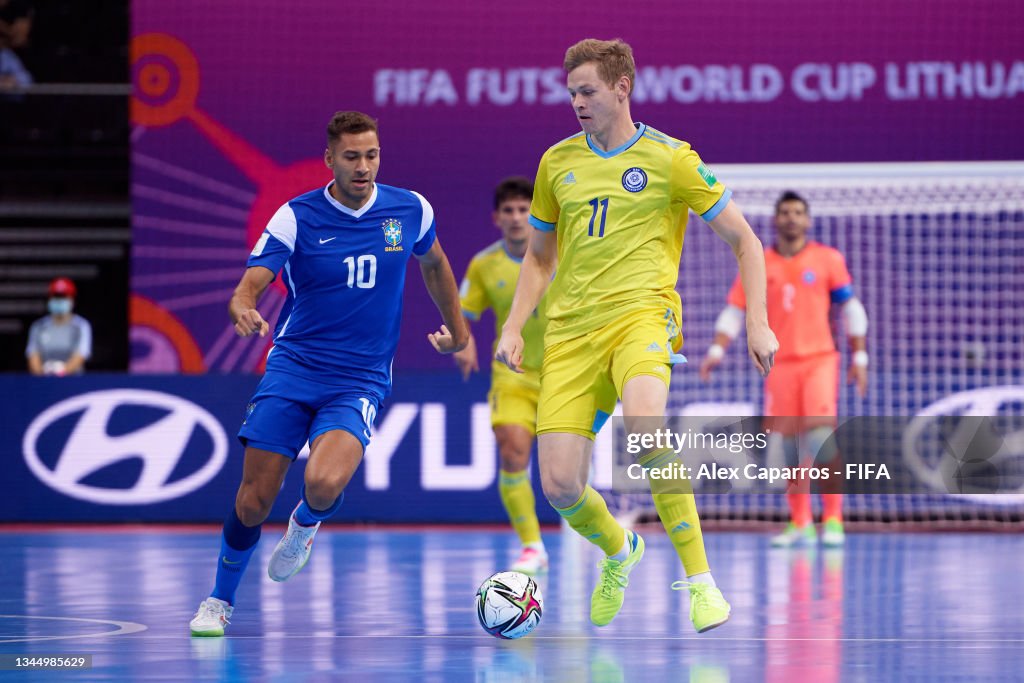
[{"x1": 319, "y1": 237, "x2": 337, "y2": 244}]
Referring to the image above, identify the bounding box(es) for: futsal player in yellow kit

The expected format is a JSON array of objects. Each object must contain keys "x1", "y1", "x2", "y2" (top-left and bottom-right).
[
  {"x1": 454, "y1": 177, "x2": 549, "y2": 575},
  {"x1": 495, "y1": 38, "x2": 778, "y2": 632}
]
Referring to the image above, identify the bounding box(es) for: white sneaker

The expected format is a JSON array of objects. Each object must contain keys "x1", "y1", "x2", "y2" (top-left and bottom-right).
[
  {"x1": 822, "y1": 519, "x2": 845, "y2": 547},
  {"x1": 770, "y1": 523, "x2": 817, "y2": 548},
  {"x1": 268, "y1": 516, "x2": 320, "y2": 582},
  {"x1": 511, "y1": 546, "x2": 548, "y2": 575},
  {"x1": 190, "y1": 597, "x2": 232, "y2": 637}
]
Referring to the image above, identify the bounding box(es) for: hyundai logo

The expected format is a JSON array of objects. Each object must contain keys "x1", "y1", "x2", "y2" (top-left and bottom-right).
[
  {"x1": 23, "y1": 389, "x2": 228, "y2": 505},
  {"x1": 903, "y1": 386, "x2": 1024, "y2": 500}
]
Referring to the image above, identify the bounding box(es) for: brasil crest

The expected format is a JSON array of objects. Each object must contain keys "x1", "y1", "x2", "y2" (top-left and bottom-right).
[{"x1": 382, "y1": 218, "x2": 403, "y2": 251}]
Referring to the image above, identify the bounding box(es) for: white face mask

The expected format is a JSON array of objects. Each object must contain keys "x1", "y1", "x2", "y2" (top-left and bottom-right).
[{"x1": 48, "y1": 298, "x2": 72, "y2": 315}]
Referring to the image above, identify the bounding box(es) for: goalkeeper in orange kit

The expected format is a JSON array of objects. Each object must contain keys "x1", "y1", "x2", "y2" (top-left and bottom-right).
[{"x1": 701, "y1": 191, "x2": 869, "y2": 547}]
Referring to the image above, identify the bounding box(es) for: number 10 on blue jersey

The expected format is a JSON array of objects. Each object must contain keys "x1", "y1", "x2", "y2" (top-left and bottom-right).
[
  {"x1": 344, "y1": 255, "x2": 377, "y2": 288},
  {"x1": 588, "y1": 198, "x2": 608, "y2": 237}
]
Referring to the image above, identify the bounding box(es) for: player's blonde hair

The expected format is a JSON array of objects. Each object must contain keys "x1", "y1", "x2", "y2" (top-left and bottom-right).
[{"x1": 563, "y1": 39, "x2": 635, "y2": 96}]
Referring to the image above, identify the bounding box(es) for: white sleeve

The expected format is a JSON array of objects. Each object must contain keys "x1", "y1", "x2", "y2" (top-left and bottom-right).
[
  {"x1": 714, "y1": 305, "x2": 746, "y2": 339},
  {"x1": 842, "y1": 297, "x2": 868, "y2": 336},
  {"x1": 261, "y1": 203, "x2": 298, "y2": 253},
  {"x1": 410, "y1": 191, "x2": 435, "y2": 241}
]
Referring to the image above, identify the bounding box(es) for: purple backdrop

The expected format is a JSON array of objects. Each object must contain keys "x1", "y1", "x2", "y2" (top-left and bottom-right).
[{"x1": 130, "y1": 0, "x2": 1024, "y2": 373}]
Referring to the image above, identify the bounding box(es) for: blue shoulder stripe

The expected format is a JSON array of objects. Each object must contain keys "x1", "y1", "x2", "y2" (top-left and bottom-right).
[
  {"x1": 644, "y1": 127, "x2": 682, "y2": 144},
  {"x1": 642, "y1": 131, "x2": 682, "y2": 149}
]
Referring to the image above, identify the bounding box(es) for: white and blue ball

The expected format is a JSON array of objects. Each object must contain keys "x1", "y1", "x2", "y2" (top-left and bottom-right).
[{"x1": 475, "y1": 571, "x2": 543, "y2": 639}]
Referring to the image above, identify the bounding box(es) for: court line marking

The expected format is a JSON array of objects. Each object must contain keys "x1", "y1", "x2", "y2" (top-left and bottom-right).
[
  {"x1": 1, "y1": 621, "x2": 1016, "y2": 645},
  {"x1": 0, "y1": 615, "x2": 148, "y2": 644},
  {"x1": 115, "y1": 634, "x2": 1024, "y2": 643}
]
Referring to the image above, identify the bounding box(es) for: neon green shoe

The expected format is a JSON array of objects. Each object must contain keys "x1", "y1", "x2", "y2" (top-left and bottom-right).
[
  {"x1": 590, "y1": 531, "x2": 644, "y2": 626},
  {"x1": 672, "y1": 581, "x2": 731, "y2": 633},
  {"x1": 770, "y1": 523, "x2": 816, "y2": 548},
  {"x1": 822, "y1": 519, "x2": 845, "y2": 547}
]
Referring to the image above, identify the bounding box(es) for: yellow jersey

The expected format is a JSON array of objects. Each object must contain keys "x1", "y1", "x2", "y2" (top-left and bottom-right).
[
  {"x1": 529, "y1": 123, "x2": 731, "y2": 346},
  {"x1": 460, "y1": 239, "x2": 548, "y2": 372}
]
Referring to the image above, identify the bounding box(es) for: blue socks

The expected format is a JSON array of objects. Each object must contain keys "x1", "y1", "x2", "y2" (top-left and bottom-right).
[
  {"x1": 209, "y1": 489, "x2": 343, "y2": 604},
  {"x1": 210, "y1": 508, "x2": 261, "y2": 605},
  {"x1": 293, "y1": 486, "x2": 344, "y2": 527}
]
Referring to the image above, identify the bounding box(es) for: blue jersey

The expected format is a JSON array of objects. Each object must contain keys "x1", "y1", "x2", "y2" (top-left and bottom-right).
[{"x1": 247, "y1": 182, "x2": 437, "y2": 399}]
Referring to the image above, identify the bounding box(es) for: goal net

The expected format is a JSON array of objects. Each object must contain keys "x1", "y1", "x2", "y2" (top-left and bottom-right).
[{"x1": 599, "y1": 161, "x2": 1024, "y2": 529}]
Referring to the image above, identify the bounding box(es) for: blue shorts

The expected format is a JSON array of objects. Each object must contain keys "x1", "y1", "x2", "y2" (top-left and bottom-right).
[{"x1": 237, "y1": 370, "x2": 380, "y2": 460}]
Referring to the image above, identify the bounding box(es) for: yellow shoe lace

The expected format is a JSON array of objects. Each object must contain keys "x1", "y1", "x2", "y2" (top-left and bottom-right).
[
  {"x1": 597, "y1": 558, "x2": 629, "y2": 599},
  {"x1": 671, "y1": 581, "x2": 718, "y2": 610}
]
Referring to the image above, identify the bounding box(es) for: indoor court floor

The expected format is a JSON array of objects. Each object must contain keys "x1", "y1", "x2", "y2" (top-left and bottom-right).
[{"x1": 0, "y1": 527, "x2": 1021, "y2": 682}]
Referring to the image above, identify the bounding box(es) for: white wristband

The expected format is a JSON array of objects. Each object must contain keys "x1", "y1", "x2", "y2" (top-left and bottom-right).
[
  {"x1": 707, "y1": 344, "x2": 725, "y2": 360},
  {"x1": 852, "y1": 350, "x2": 869, "y2": 367}
]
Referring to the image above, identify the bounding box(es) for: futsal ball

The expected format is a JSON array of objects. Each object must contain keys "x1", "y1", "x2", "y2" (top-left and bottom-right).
[{"x1": 475, "y1": 571, "x2": 543, "y2": 639}]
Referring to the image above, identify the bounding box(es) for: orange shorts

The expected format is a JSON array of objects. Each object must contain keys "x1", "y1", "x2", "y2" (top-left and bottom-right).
[{"x1": 764, "y1": 352, "x2": 839, "y2": 435}]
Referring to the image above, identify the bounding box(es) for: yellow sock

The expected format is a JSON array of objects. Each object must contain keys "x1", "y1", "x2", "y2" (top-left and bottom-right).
[
  {"x1": 554, "y1": 485, "x2": 625, "y2": 556},
  {"x1": 638, "y1": 448, "x2": 710, "y2": 576},
  {"x1": 498, "y1": 469, "x2": 542, "y2": 546}
]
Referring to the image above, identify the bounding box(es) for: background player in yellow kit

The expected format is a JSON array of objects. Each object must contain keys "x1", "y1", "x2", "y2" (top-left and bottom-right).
[
  {"x1": 700, "y1": 190, "x2": 869, "y2": 547},
  {"x1": 455, "y1": 177, "x2": 549, "y2": 575},
  {"x1": 495, "y1": 38, "x2": 778, "y2": 632}
]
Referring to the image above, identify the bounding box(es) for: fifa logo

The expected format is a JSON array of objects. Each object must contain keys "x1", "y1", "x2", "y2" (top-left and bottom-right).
[{"x1": 382, "y1": 219, "x2": 404, "y2": 252}]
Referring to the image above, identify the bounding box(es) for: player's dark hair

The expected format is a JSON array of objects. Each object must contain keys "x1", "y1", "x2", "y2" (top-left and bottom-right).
[
  {"x1": 775, "y1": 190, "x2": 809, "y2": 215},
  {"x1": 564, "y1": 38, "x2": 635, "y2": 96},
  {"x1": 493, "y1": 176, "x2": 533, "y2": 209},
  {"x1": 327, "y1": 111, "x2": 378, "y2": 146}
]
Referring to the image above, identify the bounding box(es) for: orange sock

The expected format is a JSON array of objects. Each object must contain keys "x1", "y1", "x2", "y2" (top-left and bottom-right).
[
  {"x1": 787, "y1": 493, "x2": 813, "y2": 527},
  {"x1": 822, "y1": 494, "x2": 843, "y2": 522}
]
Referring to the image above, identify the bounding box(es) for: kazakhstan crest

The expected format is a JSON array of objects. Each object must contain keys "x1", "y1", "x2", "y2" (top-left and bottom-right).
[{"x1": 382, "y1": 218, "x2": 403, "y2": 251}]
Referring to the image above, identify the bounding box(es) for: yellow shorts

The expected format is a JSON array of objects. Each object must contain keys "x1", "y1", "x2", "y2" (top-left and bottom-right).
[
  {"x1": 488, "y1": 362, "x2": 540, "y2": 434},
  {"x1": 536, "y1": 308, "x2": 679, "y2": 440}
]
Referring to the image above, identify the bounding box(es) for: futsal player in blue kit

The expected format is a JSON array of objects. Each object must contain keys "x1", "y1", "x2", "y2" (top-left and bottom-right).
[{"x1": 190, "y1": 111, "x2": 468, "y2": 636}]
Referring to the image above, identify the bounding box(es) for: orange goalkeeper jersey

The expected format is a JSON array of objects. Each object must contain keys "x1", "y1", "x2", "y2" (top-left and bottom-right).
[{"x1": 727, "y1": 241, "x2": 853, "y2": 362}]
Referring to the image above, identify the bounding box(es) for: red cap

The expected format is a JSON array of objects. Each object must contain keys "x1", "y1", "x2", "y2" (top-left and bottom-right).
[{"x1": 48, "y1": 277, "x2": 77, "y2": 298}]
